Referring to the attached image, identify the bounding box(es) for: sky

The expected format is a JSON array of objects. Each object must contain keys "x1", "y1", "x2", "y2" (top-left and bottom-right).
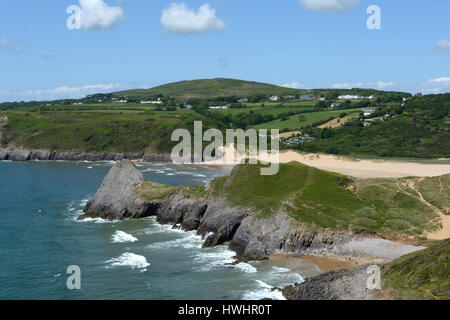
[{"x1": 0, "y1": 0, "x2": 449, "y2": 102}]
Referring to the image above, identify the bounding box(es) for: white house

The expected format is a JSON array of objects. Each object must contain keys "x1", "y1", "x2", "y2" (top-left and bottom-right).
[
  {"x1": 141, "y1": 97, "x2": 162, "y2": 104},
  {"x1": 363, "y1": 108, "x2": 376, "y2": 116},
  {"x1": 330, "y1": 103, "x2": 341, "y2": 109},
  {"x1": 238, "y1": 97, "x2": 248, "y2": 103},
  {"x1": 269, "y1": 96, "x2": 280, "y2": 102},
  {"x1": 339, "y1": 95, "x2": 376, "y2": 100},
  {"x1": 209, "y1": 105, "x2": 229, "y2": 110}
]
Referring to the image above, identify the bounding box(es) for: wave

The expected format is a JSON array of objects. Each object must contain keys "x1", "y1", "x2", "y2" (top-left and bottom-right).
[
  {"x1": 193, "y1": 247, "x2": 237, "y2": 271},
  {"x1": 105, "y1": 253, "x2": 150, "y2": 272},
  {"x1": 147, "y1": 232, "x2": 203, "y2": 250},
  {"x1": 144, "y1": 223, "x2": 189, "y2": 235},
  {"x1": 78, "y1": 217, "x2": 118, "y2": 224},
  {"x1": 242, "y1": 280, "x2": 286, "y2": 300},
  {"x1": 234, "y1": 262, "x2": 258, "y2": 273},
  {"x1": 111, "y1": 231, "x2": 138, "y2": 243}
]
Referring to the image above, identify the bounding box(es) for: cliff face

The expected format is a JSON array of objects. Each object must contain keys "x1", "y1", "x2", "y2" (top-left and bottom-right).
[
  {"x1": 0, "y1": 148, "x2": 171, "y2": 162},
  {"x1": 79, "y1": 161, "x2": 356, "y2": 261},
  {"x1": 282, "y1": 267, "x2": 377, "y2": 300},
  {"x1": 78, "y1": 160, "x2": 156, "y2": 220}
]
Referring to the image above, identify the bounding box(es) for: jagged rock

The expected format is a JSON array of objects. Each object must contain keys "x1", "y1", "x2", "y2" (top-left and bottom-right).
[
  {"x1": 9, "y1": 149, "x2": 31, "y2": 161},
  {"x1": 157, "y1": 194, "x2": 208, "y2": 231},
  {"x1": 79, "y1": 161, "x2": 360, "y2": 262},
  {"x1": 0, "y1": 149, "x2": 8, "y2": 160},
  {"x1": 78, "y1": 160, "x2": 149, "y2": 220},
  {"x1": 282, "y1": 267, "x2": 377, "y2": 300},
  {"x1": 29, "y1": 150, "x2": 52, "y2": 160},
  {"x1": 143, "y1": 153, "x2": 171, "y2": 163}
]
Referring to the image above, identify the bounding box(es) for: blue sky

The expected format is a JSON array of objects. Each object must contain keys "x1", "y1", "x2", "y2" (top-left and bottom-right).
[{"x1": 0, "y1": 0, "x2": 449, "y2": 101}]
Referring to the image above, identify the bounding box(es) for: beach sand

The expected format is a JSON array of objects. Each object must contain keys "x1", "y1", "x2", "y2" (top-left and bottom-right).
[{"x1": 276, "y1": 151, "x2": 450, "y2": 179}]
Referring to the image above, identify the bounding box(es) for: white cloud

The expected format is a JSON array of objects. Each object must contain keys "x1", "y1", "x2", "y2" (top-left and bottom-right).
[
  {"x1": 423, "y1": 77, "x2": 450, "y2": 94},
  {"x1": 161, "y1": 3, "x2": 226, "y2": 35},
  {"x1": 375, "y1": 81, "x2": 395, "y2": 89},
  {"x1": 434, "y1": 38, "x2": 450, "y2": 53},
  {"x1": 281, "y1": 82, "x2": 305, "y2": 89},
  {"x1": 0, "y1": 34, "x2": 23, "y2": 53},
  {"x1": 299, "y1": 0, "x2": 359, "y2": 13},
  {"x1": 0, "y1": 83, "x2": 136, "y2": 102},
  {"x1": 78, "y1": 0, "x2": 125, "y2": 31},
  {"x1": 428, "y1": 77, "x2": 450, "y2": 85}
]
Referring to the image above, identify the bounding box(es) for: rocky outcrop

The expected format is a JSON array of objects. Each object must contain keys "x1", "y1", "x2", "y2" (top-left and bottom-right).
[
  {"x1": 282, "y1": 267, "x2": 377, "y2": 300},
  {"x1": 78, "y1": 160, "x2": 155, "y2": 220},
  {"x1": 80, "y1": 161, "x2": 358, "y2": 262},
  {"x1": 0, "y1": 148, "x2": 171, "y2": 163}
]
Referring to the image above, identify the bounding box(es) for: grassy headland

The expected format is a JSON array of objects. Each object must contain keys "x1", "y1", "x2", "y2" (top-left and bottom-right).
[
  {"x1": 209, "y1": 162, "x2": 447, "y2": 239},
  {"x1": 381, "y1": 238, "x2": 450, "y2": 299}
]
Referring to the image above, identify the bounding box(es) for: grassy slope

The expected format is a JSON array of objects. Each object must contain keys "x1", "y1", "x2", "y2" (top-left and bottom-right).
[
  {"x1": 382, "y1": 238, "x2": 450, "y2": 300},
  {"x1": 114, "y1": 78, "x2": 307, "y2": 100},
  {"x1": 254, "y1": 108, "x2": 361, "y2": 131},
  {"x1": 298, "y1": 94, "x2": 450, "y2": 158},
  {"x1": 210, "y1": 162, "x2": 445, "y2": 238},
  {"x1": 0, "y1": 111, "x2": 223, "y2": 153}
]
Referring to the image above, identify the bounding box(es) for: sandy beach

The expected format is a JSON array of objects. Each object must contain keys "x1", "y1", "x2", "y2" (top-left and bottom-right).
[{"x1": 275, "y1": 151, "x2": 450, "y2": 179}]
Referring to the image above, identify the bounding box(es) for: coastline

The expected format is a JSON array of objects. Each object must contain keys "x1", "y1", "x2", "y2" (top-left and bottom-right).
[
  {"x1": 0, "y1": 148, "x2": 172, "y2": 163},
  {"x1": 3, "y1": 147, "x2": 450, "y2": 179}
]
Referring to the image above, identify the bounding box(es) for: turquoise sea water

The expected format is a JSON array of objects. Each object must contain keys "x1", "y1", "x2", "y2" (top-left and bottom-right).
[{"x1": 0, "y1": 161, "x2": 303, "y2": 300}]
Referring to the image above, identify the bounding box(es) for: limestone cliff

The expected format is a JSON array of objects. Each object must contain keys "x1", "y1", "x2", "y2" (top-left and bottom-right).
[{"x1": 79, "y1": 160, "x2": 357, "y2": 261}]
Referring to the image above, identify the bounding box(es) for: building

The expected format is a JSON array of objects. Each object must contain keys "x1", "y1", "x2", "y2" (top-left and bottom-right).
[
  {"x1": 285, "y1": 95, "x2": 296, "y2": 100},
  {"x1": 300, "y1": 95, "x2": 312, "y2": 100},
  {"x1": 338, "y1": 95, "x2": 376, "y2": 100},
  {"x1": 363, "y1": 108, "x2": 376, "y2": 116},
  {"x1": 141, "y1": 97, "x2": 162, "y2": 104},
  {"x1": 209, "y1": 105, "x2": 229, "y2": 110},
  {"x1": 238, "y1": 97, "x2": 248, "y2": 103},
  {"x1": 269, "y1": 96, "x2": 280, "y2": 102},
  {"x1": 330, "y1": 103, "x2": 341, "y2": 109}
]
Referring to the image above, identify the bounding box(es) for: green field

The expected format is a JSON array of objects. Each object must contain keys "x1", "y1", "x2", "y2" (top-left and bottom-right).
[{"x1": 254, "y1": 108, "x2": 361, "y2": 131}]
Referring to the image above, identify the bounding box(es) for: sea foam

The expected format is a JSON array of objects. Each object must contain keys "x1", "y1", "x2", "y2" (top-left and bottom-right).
[
  {"x1": 105, "y1": 253, "x2": 150, "y2": 272},
  {"x1": 111, "y1": 231, "x2": 138, "y2": 243}
]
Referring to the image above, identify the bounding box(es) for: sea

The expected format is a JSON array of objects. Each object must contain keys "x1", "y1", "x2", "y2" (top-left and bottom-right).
[{"x1": 0, "y1": 160, "x2": 304, "y2": 300}]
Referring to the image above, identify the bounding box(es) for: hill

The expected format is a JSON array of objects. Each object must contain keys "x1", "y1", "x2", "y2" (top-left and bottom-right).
[
  {"x1": 209, "y1": 162, "x2": 446, "y2": 239},
  {"x1": 381, "y1": 238, "x2": 450, "y2": 299},
  {"x1": 297, "y1": 93, "x2": 450, "y2": 158},
  {"x1": 113, "y1": 78, "x2": 307, "y2": 100}
]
